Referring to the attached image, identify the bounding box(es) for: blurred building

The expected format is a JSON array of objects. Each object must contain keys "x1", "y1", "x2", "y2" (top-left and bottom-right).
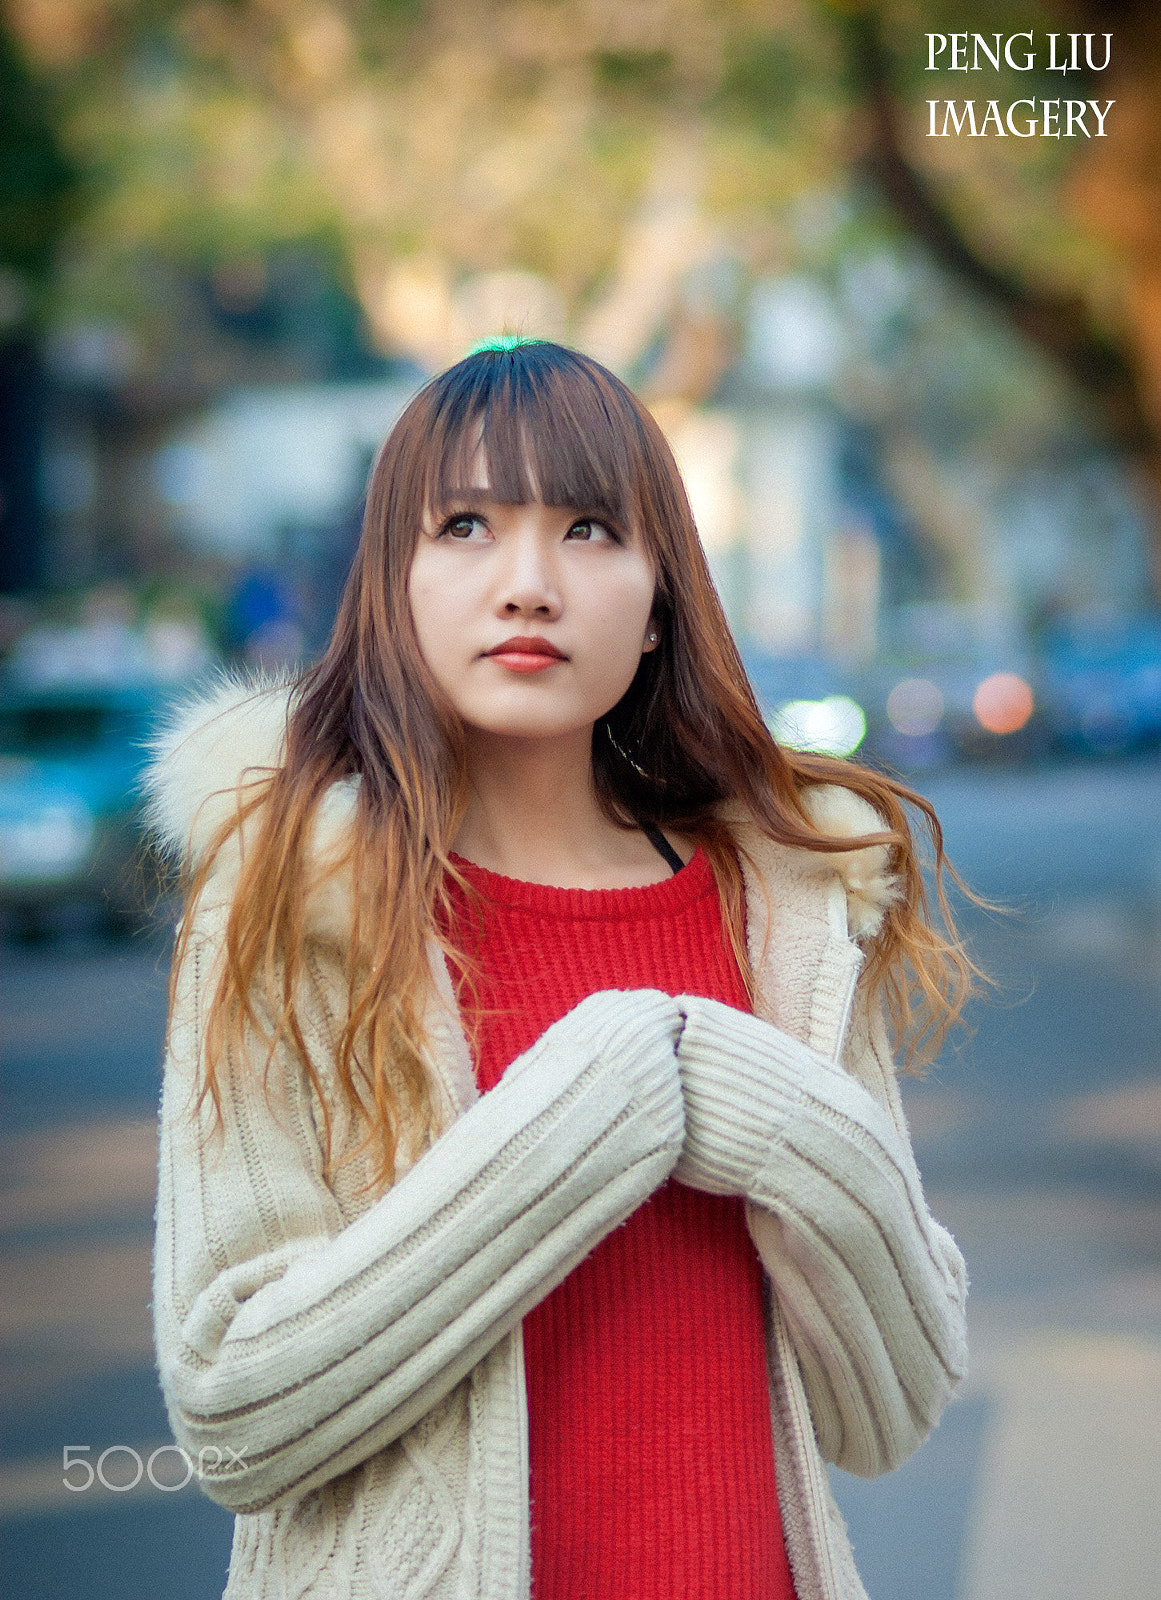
[
  {"x1": 11, "y1": 233, "x2": 1156, "y2": 725},
  {"x1": 154, "y1": 380, "x2": 414, "y2": 561},
  {"x1": 661, "y1": 257, "x2": 1155, "y2": 673}
]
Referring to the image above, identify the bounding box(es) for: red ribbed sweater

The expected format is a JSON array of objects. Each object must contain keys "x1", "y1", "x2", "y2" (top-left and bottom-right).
[{"x1": 444, "y1": 847, "x2": 797, "y2": 1600}]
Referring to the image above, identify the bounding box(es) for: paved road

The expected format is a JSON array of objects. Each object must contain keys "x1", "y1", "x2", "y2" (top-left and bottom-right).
[
  {"x1": 2, "y1": 758, "x2": 1160, "y2": 1599},
  {"x1": 832, "y1": 760, "x2": 1161, "y2": 1600},
  {"x1": 2, "y1": 930, "x2": 236, "y2": 1596}
]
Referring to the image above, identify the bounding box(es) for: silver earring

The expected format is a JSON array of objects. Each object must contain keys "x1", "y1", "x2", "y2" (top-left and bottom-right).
[{"x1": 647, "y1": 630, "x2": 657, "y2": 644}]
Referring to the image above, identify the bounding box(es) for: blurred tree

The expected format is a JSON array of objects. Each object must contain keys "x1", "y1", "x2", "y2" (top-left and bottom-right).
[
  {"x1": 0, "y1": 24, "x2": 76, "y2": 284},
  {"x1": 3, "y1": 0, "x2": 1157, "y2": 577},
  {"x1": 1061, "y1": 1, "x2": 1161, "y2": 464},
  {"x1": 844, "y1": 0, "x2": 1161, "y2": 583},
  {"x1": 0, "y1": 0, "x2": 843, "y2": 375},
  {"x1": 0, "y1": 23, "x2": 79, "y2": 591}
]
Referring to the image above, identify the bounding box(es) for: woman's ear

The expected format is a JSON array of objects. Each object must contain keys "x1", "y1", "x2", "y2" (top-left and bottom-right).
[{"x1": 642, "y1": 620, "x2": 660, "y2": 653}]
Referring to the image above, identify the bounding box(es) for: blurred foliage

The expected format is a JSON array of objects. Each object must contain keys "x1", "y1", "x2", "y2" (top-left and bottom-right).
[
  {"x1": 714, "y1": 31, "x2": 814, "y2": 137},
  {"x1": 0, "y1": 24, "x2": 79, "y2": 289},
  {"x1": 0, "y1": 0, "x2": 1156, "y2": 468},
  {"x1": 0, "y1": 8, "x2": 1068, "y2": 301},
  {"x1": 594, "y1": 49, "x2": 677, "y2": 97}
]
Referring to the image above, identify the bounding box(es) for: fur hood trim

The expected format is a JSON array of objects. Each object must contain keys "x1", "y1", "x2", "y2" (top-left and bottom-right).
[
  {"x1": 144, "y1": 673, "x2": 359, "y2": 940},
  {"x1": 799, "y1": 783, "x2": 901, "y2": 941},
  {"x1": 143, "y1": 676, "x2": 900, "y2": 941},
  {"x1": 144, "y1": 673, "x2": 299, "y2": 865}
]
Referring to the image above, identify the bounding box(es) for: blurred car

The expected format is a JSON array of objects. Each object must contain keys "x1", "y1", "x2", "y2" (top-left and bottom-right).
[
  {"x1": 1039, "y1": 615, "x2": 1161, "y2": 756},
  {"x1": 854, "y1": 657, "x2": 1043, "y2": 771},
  {"x1": 0, "y1": 681, "x2": 168, "y2": 932}
]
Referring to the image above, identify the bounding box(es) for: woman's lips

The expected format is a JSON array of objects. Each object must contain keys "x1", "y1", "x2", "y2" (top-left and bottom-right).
[{"x1": 484, "y1": 636, "x2": 568, "y2": 674}]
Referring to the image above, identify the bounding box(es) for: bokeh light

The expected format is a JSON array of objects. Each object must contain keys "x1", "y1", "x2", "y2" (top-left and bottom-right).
[
  {"x1": 973, "y1": 672, "x2": 1035, "y2": 735},
  {"x1": 769, "y1": 695, "x2": 867, "y2": 756},
  {"x1": 886, "y1": 677, "x2": 944, "y2": 737}
]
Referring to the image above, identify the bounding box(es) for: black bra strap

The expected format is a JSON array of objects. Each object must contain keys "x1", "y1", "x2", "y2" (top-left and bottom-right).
[{"x1": 643, "y1": 825, "x2": 684, "y2": 875}]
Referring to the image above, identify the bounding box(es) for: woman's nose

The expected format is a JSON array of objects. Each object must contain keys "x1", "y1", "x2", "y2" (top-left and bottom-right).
[{"x1": 495, "y1": 537, "x2": 562, "y2": 618}]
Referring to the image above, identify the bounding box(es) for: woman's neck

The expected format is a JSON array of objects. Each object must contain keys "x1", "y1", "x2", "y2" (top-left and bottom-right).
[{"x1": 453, "y1": 727, "x2": 675, "y2": 890}]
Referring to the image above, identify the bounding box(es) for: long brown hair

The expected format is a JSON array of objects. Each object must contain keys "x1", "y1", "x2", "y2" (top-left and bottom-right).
[{"x1": 177, "y1": 341, "x2": 978, "y2": 1187}]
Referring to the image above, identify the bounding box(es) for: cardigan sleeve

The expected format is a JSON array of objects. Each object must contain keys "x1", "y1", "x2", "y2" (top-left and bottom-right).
[
  {"x1": 671, "y1": 991, "x2": 967, "y2": 1479},
  {"x1": 154, "y1": 909, "x2": 685, "y2": 1515}
]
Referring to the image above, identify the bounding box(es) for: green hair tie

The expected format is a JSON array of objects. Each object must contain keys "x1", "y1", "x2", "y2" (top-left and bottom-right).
[{"x1": 465, "y1": 333, "x2": 547, "y2": 356}]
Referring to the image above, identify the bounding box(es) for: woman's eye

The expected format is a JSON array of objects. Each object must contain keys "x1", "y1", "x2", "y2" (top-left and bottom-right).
[
  {"x1": 444, "y1": 515, "x2": 487, "y2": 540},
  {"x1": 565, "y1": 519, "x2": 614, "y2": 543}
]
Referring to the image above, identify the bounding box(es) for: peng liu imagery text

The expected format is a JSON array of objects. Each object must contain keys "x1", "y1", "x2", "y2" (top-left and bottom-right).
[{"x1": 925, "y1": 30, "x2": 1114, "y2": 140}]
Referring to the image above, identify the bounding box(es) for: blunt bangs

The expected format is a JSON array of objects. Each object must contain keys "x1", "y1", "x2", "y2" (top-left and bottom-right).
[{"x1": 421, "y1": 344, "x2": 643, "y2": 534}]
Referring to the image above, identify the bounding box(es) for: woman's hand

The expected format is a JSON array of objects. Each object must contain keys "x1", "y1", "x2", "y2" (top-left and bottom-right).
[
  {"x1": 670, "y1": 994, "x2": 900, "y2": 1197},
  {"x1": 670, "y1": 995, "x2": 804, "y2": 1195},
  {"x1": 670, "y1": 992, "x2": 968, "y2": 1479}
]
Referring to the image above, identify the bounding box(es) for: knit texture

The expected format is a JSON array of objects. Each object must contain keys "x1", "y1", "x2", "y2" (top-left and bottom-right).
[
  {"x1": 144, "y1": 677, "x2": 968, "y2": 1600},
  {"x1": 156, "y1": 944, "x2": 686, "y2": 1515},
  {"x1": 675, "y1": 995, "x2": 968, "y2": 1477},
  {"x1": 442, "y1": 849, "x2": 796, "y2": 1599}
]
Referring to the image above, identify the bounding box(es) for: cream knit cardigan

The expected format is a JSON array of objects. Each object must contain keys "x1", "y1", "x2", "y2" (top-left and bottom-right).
[{"x1": 147, "y1": 678, "x2": 968, "y2": 1600}]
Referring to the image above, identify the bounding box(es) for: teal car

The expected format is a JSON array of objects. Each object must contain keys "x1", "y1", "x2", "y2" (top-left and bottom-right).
[{"x1": 0, "y1": 681, "x2": 168, "y2": 933}]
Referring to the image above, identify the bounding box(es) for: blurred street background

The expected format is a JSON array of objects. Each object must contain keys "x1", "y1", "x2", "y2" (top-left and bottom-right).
[{"x1": 1, "y1": 0, "x2": 1159, "y2": 1595}]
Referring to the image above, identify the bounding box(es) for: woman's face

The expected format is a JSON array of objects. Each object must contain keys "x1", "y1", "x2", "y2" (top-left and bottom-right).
[{"x1": 408, "y1": 466, "x2": 657, "y2": 746}]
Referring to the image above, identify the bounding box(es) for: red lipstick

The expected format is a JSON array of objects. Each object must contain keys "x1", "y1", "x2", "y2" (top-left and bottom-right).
[{"x1": 484, "y1": 635, "x2": 568, "y2": 674}]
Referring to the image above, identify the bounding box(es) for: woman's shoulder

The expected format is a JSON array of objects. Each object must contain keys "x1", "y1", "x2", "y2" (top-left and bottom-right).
[{"x1": 721, "y1": 783, "x2": 901, "y2": 943}]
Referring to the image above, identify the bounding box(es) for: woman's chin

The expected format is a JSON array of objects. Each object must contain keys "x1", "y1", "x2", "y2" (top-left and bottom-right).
[{"x1": 462, "y1": 713, "x2": 599, "y2": 747}]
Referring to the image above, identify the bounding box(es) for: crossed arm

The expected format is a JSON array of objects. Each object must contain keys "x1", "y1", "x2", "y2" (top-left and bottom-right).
[
  {"x1": 156, "y1": 936, "x2": 964, "y2": 1513},
  {"x1": 155, "y1": 959, "x2": 687, "y2": 1514},
  {"x1": 673, "y1": 995, "x2": 968, "y2": 1477}
]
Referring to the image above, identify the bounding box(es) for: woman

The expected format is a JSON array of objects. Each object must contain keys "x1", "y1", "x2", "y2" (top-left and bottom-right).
[{"x1": 147, "y1": 339, "x2": 970, "y2": 1600}]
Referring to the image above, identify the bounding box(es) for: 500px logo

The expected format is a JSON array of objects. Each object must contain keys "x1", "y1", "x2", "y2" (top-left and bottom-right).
[{"x1": 62, "y1": 1444, "x2": 247, "y2": 1492}]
